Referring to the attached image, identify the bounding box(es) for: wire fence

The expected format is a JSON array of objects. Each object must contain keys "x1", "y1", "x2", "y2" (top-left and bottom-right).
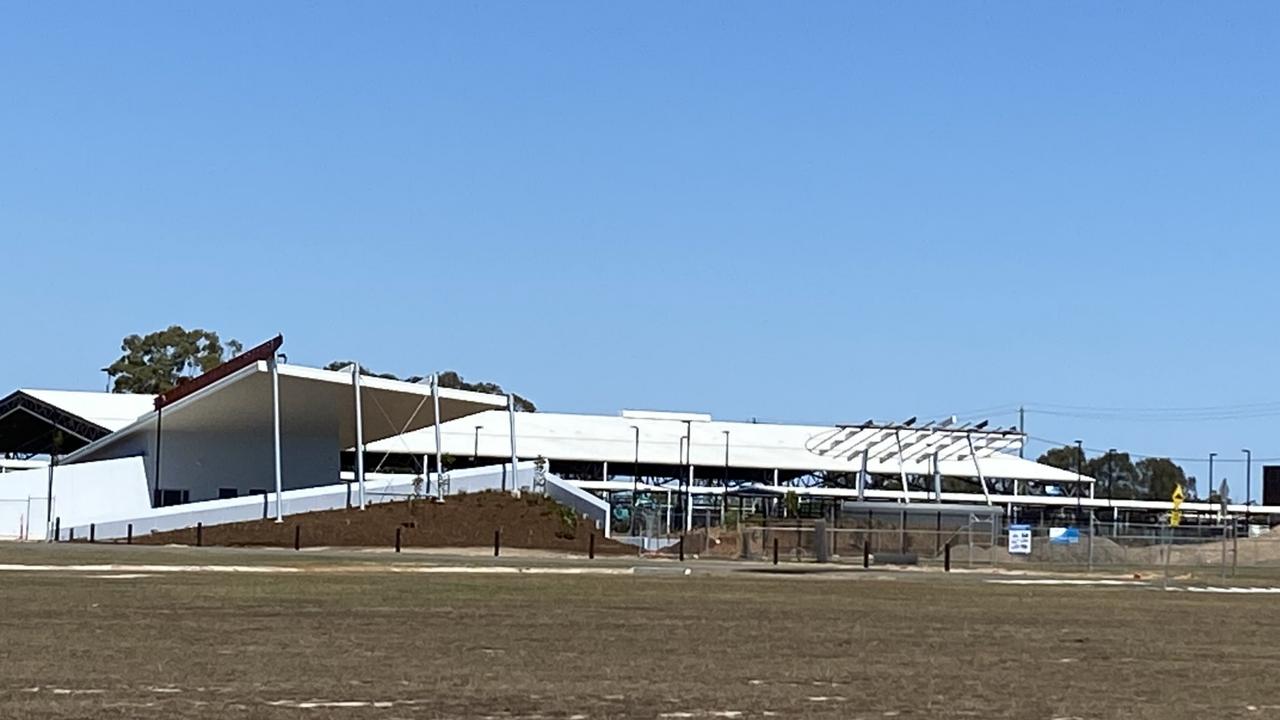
[{"x1": 729, "y1": 520, "x2": 1278, "y2": 575}]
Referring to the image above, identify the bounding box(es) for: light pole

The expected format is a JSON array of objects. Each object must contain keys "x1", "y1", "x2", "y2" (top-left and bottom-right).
[
  {"x1": 1106, "y1": 448, "x2": 1117, "y2": 499},
  {"x1": 631, "y1": 425, "x2": 640, "y2": 536},
  {"x1": 1243, "y1": 448, "x2": 1252, "y2": 531},
  {"x1": 684, "y1": 420, "x2": 693, "y2": 532},
  {"x1": 100, "y1": 367, "x2": 111, "y2": 392},
  {"x1": 1075, "y1": 440, "x2": 1084, "y2": 520},
  {"x1": 722, "y1": 430, "x2": 730, "y2": 522},
  {"x1": 1209, "y1": 452, "x2": 1217, "y2": 502}
]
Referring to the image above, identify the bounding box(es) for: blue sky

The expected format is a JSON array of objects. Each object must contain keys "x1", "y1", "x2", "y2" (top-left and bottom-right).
[{"x1": 2, "y1": 3, "x2": 1278, "y2": 496}]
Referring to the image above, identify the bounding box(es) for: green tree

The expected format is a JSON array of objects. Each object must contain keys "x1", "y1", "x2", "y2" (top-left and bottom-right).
[
  {"x1": 1036, "y1": 445, "x2": 1086, "y2": 473},
  {"x1": 1036, "y1": 444, "x2": 1193, "y2": 501},
  {"x1": 108, "y1": 326, "x2": 243, "y2": 394},
  {"x1": 1085, "y1": 451, "x2": 1139, "y2": 499},
  {"x1": 1135, "y1": 457, "x2": 1188, "y2": 502},
  {"x1": 323, "y1": 363, "x2": 536, "y2": 411}
]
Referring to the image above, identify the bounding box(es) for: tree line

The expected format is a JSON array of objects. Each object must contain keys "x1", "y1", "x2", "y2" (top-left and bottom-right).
[
  {"x1": 1036, "y1": 445, "x2": 1204, "y2": 501},
  {"x1": 105, "y1": 326, "x2": 535, "y2": 411}
]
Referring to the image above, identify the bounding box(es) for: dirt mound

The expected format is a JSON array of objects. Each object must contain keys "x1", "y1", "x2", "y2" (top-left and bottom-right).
[{"x1": 136, "y1": 491, "x2": 633, "y2": 555}]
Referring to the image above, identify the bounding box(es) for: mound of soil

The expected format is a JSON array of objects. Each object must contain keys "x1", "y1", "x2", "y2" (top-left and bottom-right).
[{"x1": 136, "y1": 491, "x2": 634, "y2": 555}]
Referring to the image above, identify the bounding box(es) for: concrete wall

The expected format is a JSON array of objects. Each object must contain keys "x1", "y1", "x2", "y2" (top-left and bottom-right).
[
  {"x1": 0, "y1": 457, "x2": 150, "y2": 540},
  {"x1": 546, "y1": 474, "x2": 611, "y2": 538},
  {"x1": 65, "y1": 463, "x2": 540, "y2": 540}
]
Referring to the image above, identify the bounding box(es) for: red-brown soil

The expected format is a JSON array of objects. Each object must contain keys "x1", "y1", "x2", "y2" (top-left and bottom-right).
[{"x1": 133, "y1": 491, "x2": 634, "y2": 554}]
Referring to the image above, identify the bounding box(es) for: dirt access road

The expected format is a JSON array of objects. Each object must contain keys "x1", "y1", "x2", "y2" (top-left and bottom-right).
[{"x1": 1, "y1": 543, "x2": 1278, "y2": 719}]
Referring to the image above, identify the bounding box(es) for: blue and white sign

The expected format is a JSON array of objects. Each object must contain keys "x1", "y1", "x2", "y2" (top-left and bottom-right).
[
  {"x1": 1009, "y1": 524, "x2": 1032, "y2": 555},
  {"x1": 1049, "y1": 527, "x2": 1080, "y2": 545}
]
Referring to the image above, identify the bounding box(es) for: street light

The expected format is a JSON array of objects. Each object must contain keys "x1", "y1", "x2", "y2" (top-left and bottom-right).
[
  {"x1": 722, "y1": 430, "x2": 731, "y2": 521},
  {"x1": 683, "y1": 420, "x2": 693, "y2": 532},
  {"x1": 1243, "y1": 448, "x2": 1252, "y2": 530},
  {"x1": 630, "y1": 425, "x2": 640, "y2": 537},
  {"x1": 1107, "y1": 448, "x2": 1117, "y2": 499},
  {"x1": 1209, "y1": 452, "x2": 1217, "y2": 502},
  {"x1": 1075, "y1": 440, "x2": 1084, "y2": 520}
]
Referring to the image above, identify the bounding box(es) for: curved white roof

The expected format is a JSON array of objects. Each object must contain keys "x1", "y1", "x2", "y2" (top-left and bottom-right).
[
  {"x1": 367, "y1": 410, "x2": 1092, "y2": 484},
  {"x1": 19, "y1": 389, "x2": 156, "y2": 432}
]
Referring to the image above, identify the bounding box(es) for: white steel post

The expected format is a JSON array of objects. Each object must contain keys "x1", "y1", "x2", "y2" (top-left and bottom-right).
[
  {"x1": 966, "y1": 433, "x2": 991, "y2": 506},
  {"x1": 270, "y1": 355, "x2": 284, "y2": 523},
  {"x1": 431, "y1": 374, "x2": 444, "y2": 499},
  {"x1": 508, "y1": 394, "x2": 518, "y2": 494},
  {"x1": 665, "y1": 489, "x2": 672, "y2": 535},
  {"x1": 858, "y1": 449, "x2": 869, "y2": 501},
  {"x1": 932, "y1": 451, "x2": 942, "y2": 501},
  {"x1": 353, "y1": 364, "x2": 366, "y2": 510},
  {"x1": 893, "y1": 430, "x2": 910, "y2": 504},
  {"x1": 686, "y1": 465, "x2": 695, "y2": 532}
]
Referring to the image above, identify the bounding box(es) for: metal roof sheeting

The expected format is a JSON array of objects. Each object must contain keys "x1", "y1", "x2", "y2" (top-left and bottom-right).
[
  {"x1": 19, "y1": 389, "x2": 156, "y2": 432},
  {"x1": 368, "y1": 410, "x2": 1094, "y2": 484}
]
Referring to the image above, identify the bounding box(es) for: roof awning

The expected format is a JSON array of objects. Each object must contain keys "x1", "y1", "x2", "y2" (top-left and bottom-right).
[
  {"x1": 0, "y1": 389, "x2": 155, "y2": 456},
  {"x1": 64, "y1": 362, "x2": 507, "y2": 464},
  {"x1": 369, "y1": 410, "x2": 1093, "y2": 484}
]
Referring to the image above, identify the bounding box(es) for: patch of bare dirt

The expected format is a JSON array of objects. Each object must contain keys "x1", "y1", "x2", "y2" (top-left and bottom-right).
[{"x1": 134, "y1": 491, "x2": 634, "y2": 555}]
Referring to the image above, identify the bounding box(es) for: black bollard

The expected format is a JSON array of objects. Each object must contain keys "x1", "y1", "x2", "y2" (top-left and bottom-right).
[
  {"x1": 679, "y1": 535, "x2": 685, "y2": 562},
  {"x1": 294, "y1": 524, "x2": 301, "y2": 551},
  {"x1": 127, "y1": 523, "x2": 133, "y2": 545},
  {"x1": 69, "y1": 527, "x2": 75, "y2": 542},
  {"x1": 494, "y1": 529, "x2": 501, "y2": 557},
  {"x1": 863, "y1": 539, "x2": 870, "y2": 569},
  {"x1": 772, "y1": 537, "x2": 779, "y2": 565},
  {"x1": 589, "y1": 533, "x2": 595, "y2": 560},
  {"x1": 944, "y1": 541, "x2": 952, "y2": 572},
  {"x1": 54, "y1": 517, "x2": 61, "y2": 542},
  {"x1": 262, "y1": 493, "x2": 268, "y2": 520},
  {"x1": 89, "y1": 524, "x2": 96, "y2": 544},
  {"x1": 395, "y1": 526, "x2": 402, "y2": 553},
  {"x1": 196, "y1": 522, "x2": 203, "y2": 547}
]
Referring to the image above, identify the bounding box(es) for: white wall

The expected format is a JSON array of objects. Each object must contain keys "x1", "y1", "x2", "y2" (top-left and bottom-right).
[
  {"x1": 65, "y1": 462, "x2": 540, "y2": 540},
  {"x1": 70, "y1": 426, "x2": 339, "y2": 504},
  {"x1": 158, "y1": 428, "x2": 337, "y2": 501},
  {"x1": 545, "y1": 474, "x2": 611, "y2": 538},
  {"x1": 0, "y1": 457, "x2": 150, "y2": 540}
]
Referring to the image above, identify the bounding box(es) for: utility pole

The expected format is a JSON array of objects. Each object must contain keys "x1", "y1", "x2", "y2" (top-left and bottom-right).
[{"x1": 1018, "y1": 406, "x2": 1025, "y2": 458}]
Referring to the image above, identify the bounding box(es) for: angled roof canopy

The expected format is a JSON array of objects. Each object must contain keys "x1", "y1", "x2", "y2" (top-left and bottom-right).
[
  {"x1": 368, "y1": 409, "x2": 1094, "y2": 484},
  {"x1": 65, "y1": 362, "x2": 508, "y2": 464}
]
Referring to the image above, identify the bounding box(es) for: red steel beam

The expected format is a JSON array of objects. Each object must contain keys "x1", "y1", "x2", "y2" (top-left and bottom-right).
[{"x1": 154, "y1": 335, "x2": 284, "y2": 411}]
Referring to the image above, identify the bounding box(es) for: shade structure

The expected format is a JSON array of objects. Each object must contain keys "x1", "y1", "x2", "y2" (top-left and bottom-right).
[
  {"x1": 0, "y1": 389, "x2": 156, "y2": 457},
  {"x1": 61, "y1": 362, "x2": 506, "y2": 504},
  {"x1": 367, "y1": 409, "x2": 1093, "y2": 485}
]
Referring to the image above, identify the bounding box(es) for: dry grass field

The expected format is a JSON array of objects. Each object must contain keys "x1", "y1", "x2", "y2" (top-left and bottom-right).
[{"x1": 2, "y1": 543, "x2": 1279, "y2": 719}]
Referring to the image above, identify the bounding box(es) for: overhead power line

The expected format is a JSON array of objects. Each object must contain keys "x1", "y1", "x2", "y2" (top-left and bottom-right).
[{"x1": 1024, "y1": 435, "x2": 1280, "y2": 465}]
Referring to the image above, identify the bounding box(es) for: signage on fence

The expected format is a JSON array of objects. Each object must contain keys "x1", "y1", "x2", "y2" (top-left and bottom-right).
[
  {"x1": 1049, "y1": 527, "x2": 1079, "y2": 544},
  {"x1": 1170, "y1": 485, "x2": 1184, "y2": 527},
  {"x1": 1008, "y1": 524, "x2": 1032, "y2": 555}
]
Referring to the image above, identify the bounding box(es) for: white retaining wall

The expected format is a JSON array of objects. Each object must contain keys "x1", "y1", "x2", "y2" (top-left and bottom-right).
[
  {"x1": 545, "y1": 474, "x2": 611, "y2": 538},
  {"x1": 64, "y1": 462, "x2": 541, "y2": 541},
  {"x1": 0, "y1": 457, "x2": 150, "y2": 540}
]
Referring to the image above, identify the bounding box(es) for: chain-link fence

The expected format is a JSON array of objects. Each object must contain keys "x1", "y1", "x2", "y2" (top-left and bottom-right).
[{"x1": 727, "y1": 519, "x2": 1279, "y2": 575}]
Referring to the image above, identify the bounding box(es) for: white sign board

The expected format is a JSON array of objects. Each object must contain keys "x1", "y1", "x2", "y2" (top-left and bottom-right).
[{"x1": 1009, "y1": 524, "x2": 1032, "y2": 555}]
